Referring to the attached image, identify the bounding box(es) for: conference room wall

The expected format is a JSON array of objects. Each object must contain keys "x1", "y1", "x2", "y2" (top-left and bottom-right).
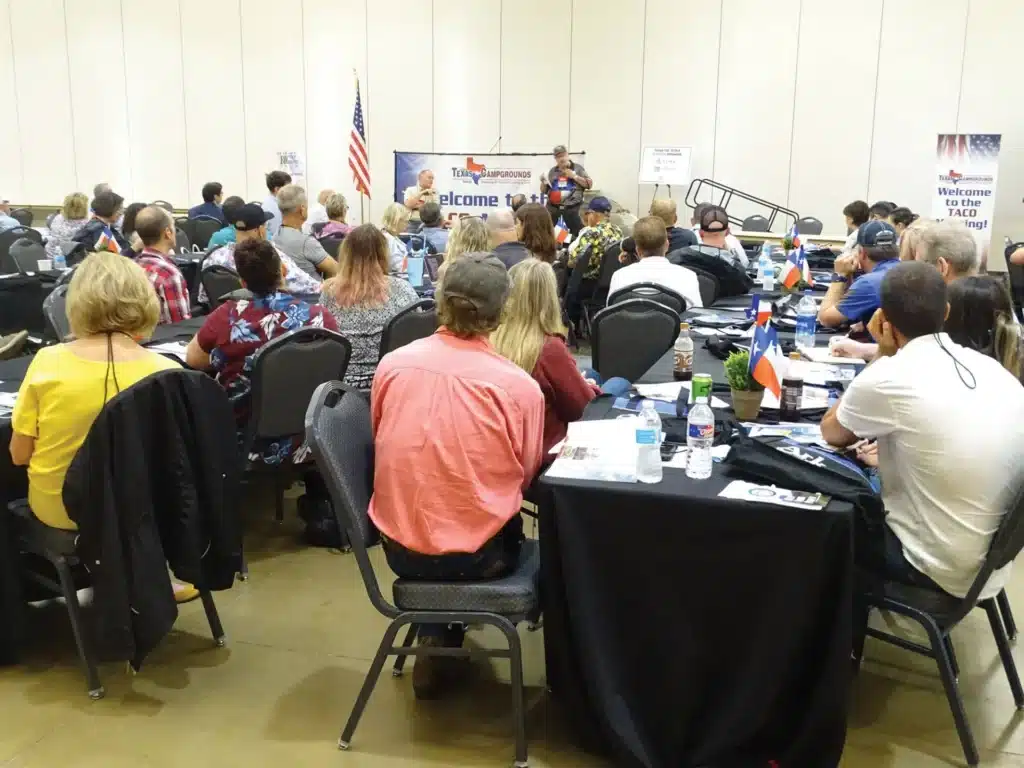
[{"x1": 0, "y1": 1, "x2": 19, "y2": 202}]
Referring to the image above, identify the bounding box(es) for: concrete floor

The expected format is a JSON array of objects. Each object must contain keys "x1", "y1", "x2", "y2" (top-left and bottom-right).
[{"x1": 3, "y1": 488, "x2": 1024, "y2": 767}]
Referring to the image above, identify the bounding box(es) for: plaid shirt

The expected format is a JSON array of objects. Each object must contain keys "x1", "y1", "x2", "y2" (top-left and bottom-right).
[{"x1": 137, "y1": 248, "x2": 191, "y2": 324}]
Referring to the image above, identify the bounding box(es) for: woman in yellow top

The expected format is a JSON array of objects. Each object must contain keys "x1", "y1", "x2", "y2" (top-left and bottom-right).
[{"x1": 9, "y1": 252, "x2": 178, "y2": 532}]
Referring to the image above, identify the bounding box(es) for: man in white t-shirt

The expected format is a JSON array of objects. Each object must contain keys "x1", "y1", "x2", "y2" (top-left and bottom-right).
[
  {"x1": 821, "y1": 261, "x2": 1024, "y2": 600},
  {"x1": 608, "y1": 216, "x2": 702, "y2": 310},
  {"x1": 689, "y1": 202, "x2": 748, "y2": 267}
]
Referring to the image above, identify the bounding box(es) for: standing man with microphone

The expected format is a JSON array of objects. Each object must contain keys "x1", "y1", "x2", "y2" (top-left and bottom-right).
[{"x1": 542, "y1": 145, "x2": 592, "y2": 238}]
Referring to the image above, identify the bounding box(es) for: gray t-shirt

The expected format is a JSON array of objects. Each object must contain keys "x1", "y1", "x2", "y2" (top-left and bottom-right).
[
  {"x1": 545, "y1": 162, "x2": 590, "y2": 209},
  {"x1": 274, "y1": 225, "x2": 330, "y2": 278}
]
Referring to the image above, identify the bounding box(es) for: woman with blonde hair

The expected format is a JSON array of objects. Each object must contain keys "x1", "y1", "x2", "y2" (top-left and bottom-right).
[
  {"x1": 380, "y1": 202, "x2": 410, "y2": 275},
  {"x1": 492, "y1": 258, "x2": 628, "y2": 453},
  {"x1": 899, "y1": 218, "x2": 932, "y2": 261},
  {"x1": 45, "y1": 192, "x2": 90, "y2": 260},
  {"x1": 320, "y1": 193, "x2": 351, "y2": 238},
  {"x1": 320, "y1": 224, "x2": 418, "y2": 388},
  {"x1": 445, "y1": 216, "x2": 489, "y2": 264}
]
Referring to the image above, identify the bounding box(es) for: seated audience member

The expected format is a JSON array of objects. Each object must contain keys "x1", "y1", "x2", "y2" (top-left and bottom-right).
[
  {"x1": 45, "y1": 192, "x2": 90, "y2": 260},
  {"x1": 370, "y1": 253, "x2": 544, "y2": 697},
  {"x1": 489, "y1": 208, "x2": 531, "y2": 269},
  {"x1": 690, "y1": 202, "x2": 747, "y2": 265},
  {"x1": 73, "y1": 189, "x2": 131, "y2": 254},
  {"x1": 319, "y1": 224, "x2": 418, "y2": 389},
  {"x1": 262, "y1": 170, "x2": 292, "y2": 238},
  {"x1": 821, "y1": 261, "x2": 1024, "y2": 601},
  {"x1": 418, "y1": 202, "x2": 448, "y2": 254},
  {"x1": 10, "y1": 252, "x2": 178, "y2": 531},
  {"x1": 187, "y1": 238, "x2": 336, "y2": 425},
  {"x1": 444, "y1": 215, "x2": 489, "y2": 265},
  {"x1": 381, "y1": 202, "x2": 411, "y2": 275},
  {"x1": 207, "y1": 196, "x2": 246, "y2": 249},
  {"x1": 670, "y1": 206, "x2": 752, "y2": 298},
  {"x1": 510, "y1": 193, "x2": 528, "y2": 213},
  {"x1": 134, "y1": 206, "x2": 191, "y2": 324},
  {"x1": 842, "y1": 200, "x2": 870, "y2": 252},
  {"x1": 869, "y1": 200, "x2": 897, "y2": 221},
  {"x1": 0, "y1": 200, "x2": 19, "y2": 233},
  {"x1": 188, "y1": 182, "x2": 226, "y2": 224},
  {"x1": 618, "y1": 236, "x2": 640, "y2": 266},
  {"x1": 302, "y1": 188, "x2": 334, "y2": 234},
  {"x1": 319, "y1": 193, "x2": 352, "y2": 239},
  {"x1": 898, "y1": 218, "x2": 930, "y2": 261},
  {"x1": 566, "y1": 196, "x2": 622, "y2": 282},
  {"x1": 201, "y1": 203, "x2": 322, "y2": 302},
  {"x1": 515, "y1": 203, "x2": 558, "y2": 264},
  {"x1": 914, "y1": 219, "x2": 978, "y2": 283},
  {"x1": 888, "y1": 206, "x2": 917, "y2": 238},
  {"x1": 609, "y1": 216, "x2": 702, "y2": 309},
  {"x1": 650, "y1": 198, "x2": 698, "y2": 252},
  {"x1": 273, "y1": 184, "x2": 339, "y2": 279},
  {"x1": 493, "y1": 259, "x2": 628, "y2": 454},
  {"x1": 946, "y1": 275, "x2": 1023, "y2": 381},
  {"x1": 691, "y1": 205, "x2": 747, "y2": 268},
  {"x1": 121, "y1": 202, "x2": 147, "y2": 252},
  {"x1": 818, "y1": 220, "x2": 898, "y2": 328}
]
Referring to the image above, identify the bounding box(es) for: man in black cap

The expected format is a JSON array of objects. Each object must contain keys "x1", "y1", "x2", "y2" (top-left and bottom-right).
[
  {"x1": 73, "y1": 189, "x2": 132, "y2": 254},
  {"x1": 541, "y1": 144, "x2": 591, "y2": 237},
  {"x1": 199, "y1": 203, "x2": 322, "y2": 303}
]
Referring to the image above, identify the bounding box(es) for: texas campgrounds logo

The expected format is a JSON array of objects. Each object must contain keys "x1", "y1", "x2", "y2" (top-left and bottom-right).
[{"x1": 451, "y1": 157, "x2": 531, "y2": 186}]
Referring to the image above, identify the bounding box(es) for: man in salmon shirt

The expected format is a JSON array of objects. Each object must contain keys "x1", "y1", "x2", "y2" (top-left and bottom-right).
[{"x1": 369, "y1": 252, "x2": 545, "y2": 699}]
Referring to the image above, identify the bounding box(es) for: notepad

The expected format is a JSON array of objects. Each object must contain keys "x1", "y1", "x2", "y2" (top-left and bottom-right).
[{"x1": 797, "y1": 344, "x2": 866, "y2": 366}]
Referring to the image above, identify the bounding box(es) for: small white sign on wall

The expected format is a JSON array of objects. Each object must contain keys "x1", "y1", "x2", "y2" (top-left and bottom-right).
[{"x1": 639, "y1": 146, "x2": 692, "y2": 187}]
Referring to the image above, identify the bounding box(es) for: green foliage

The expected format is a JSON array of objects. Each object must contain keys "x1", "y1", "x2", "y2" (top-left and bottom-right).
[{"x1": 724, "y1": 350, "x2": 764, "y2": 392}]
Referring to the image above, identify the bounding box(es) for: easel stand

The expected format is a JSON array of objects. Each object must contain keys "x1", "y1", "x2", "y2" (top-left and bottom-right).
[{"x1": 647, "y1": 183, "x2": 672, "y2": 213}]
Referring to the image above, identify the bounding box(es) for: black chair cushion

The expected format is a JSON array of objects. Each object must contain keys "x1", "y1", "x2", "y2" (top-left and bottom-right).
[
  {"x1": 874, "y1": 580, "x2": 966, "y2": 630},
  {"x1": 8, "y1": 500, "x2": 78, "y2": 557},
  {"x1": 391, "y1": 539, "x2": 540, "y2": 616}
]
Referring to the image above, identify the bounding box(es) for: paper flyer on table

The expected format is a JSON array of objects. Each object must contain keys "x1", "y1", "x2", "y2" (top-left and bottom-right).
[
  {"x1": 634, "y1": 382, "x2": 729, "y2": 409},
  {"x1": 719, "y1": 480, "x2": 830, "y2": 510},
  {"x1": 545, "y1": 418, "x2": 639, "y2": 483},
  {"x1": 744, "y1": 423, "x2": 823, "y2": 443},
  {"x1": 760, "y1": 386, "x2": 831, "y2": 411},
  {"x1": 797, "y1": 344, "x2": 866, "y2": 366},
  {"x1": 147, "y1": 342, "x2": 190, "y2": 360}
]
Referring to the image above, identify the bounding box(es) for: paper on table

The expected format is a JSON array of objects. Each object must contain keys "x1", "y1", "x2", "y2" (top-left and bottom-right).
[
  {"x1": 545, "y1": 417, "x2": 639, "y2": 483},
  {"x1": 759, "y1": 386, "x2": 831, "y2": 410},
  {"x1": 0, "y1": 392, "x2": 18, "y2": 408},
  {"x1": 745, "y1": 422, "x2": 822, "y2": 443},
  {"x1": 148, "y1": 341, "x2": 189, "y2": 360},
  {"x1": 800, "y1": 363, "x2": 856, "y2": 386},
  {"x1": 718, "y1": 480, "x2": 830, "y2": 510},
  {"x1": 634, "y1": 381, "x2": 729, "y2": 409},
  {"x1": 797, "y1": 344, "x2": 866, "y2": 366}
]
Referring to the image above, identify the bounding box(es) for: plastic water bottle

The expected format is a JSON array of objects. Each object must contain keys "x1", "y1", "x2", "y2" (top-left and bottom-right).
[
  {"x1": 636, "y1": 401, "x2": 663, "y2": 484},
  {"x1": 795, "y1": 290, "x2": 817, "y2": 349},
  {"x1": 759, "y1": 243, "x2": 774, "y2": 291},
  {"x1": 685, "y1": 396, "x2": 714, "y2": 480},
  {"x1": 53, "y1": 250, "x2": 66, "y2": 272}
]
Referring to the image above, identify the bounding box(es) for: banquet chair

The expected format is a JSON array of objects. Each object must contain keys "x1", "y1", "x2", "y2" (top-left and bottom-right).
[
  {"x1": 741, "y1": 215, "x2": 770, "y2": 232},
  {"x1": 9, "y1": 238, "x2": 46, "y2": 274},
  {"x1": 43, "y1": 284, "x2": 70, "y2": 341},
  {"x1": 191, "y1": 218, "x2": 221, "y2": 250},
  {"x1": 857, "y1": 476, "x2": 1024, "y2": 767},
  {"x1": 243, "y1": 328, "x2": 352, "y2": 524},
  {"x1": 0, "y1": 226, "x2": 43, "y2": 274},
  {"x1": 608, "y1": 282, "x2": 688, "y2": 314},
  {"x1": 591, "y1": 298, "x2": 681, "y2": 382},
  {"x1": 9, "y1": 208, "x2": 32, "y2": 226},
  {"x1": 580, "y1": 243, "x2": 624, "y2": 331},
  {"x1": 200, "y1": 266, "x2": 243, "y2": 310},
  {"x1": 318, "y1": 233, "x2": 345, "y2": 259},
  {"x1": 304, "y1": 382, "x2": 537, "y2": 768},
  {"x1": 152, "y1": 200, "x2": 174, "y2": 212},
  {"x1": 690, "y1": 266, "x2": 721, "y2": 307},
  {"x1": 796, "y1": 216, "x2": 824, "y2": 235},
  {"x1": 378, "y1": 299, "x2": 437, "y2": 359},
  {"x1": 563, "y1": 243, "x2": 596, "y2": 338},
  {"x1": 175, "y1": 228, "x2": 193, "y2": 253}
]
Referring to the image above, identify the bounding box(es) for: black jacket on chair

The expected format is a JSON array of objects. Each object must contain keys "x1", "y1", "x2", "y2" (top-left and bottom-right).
[{"x1": 63, "y1": 368, "x2": 243, "y2": 668}]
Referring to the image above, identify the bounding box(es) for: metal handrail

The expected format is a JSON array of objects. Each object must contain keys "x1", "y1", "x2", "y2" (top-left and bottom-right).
[{"x1": 685, "y1": 178, "x2": 800, "y2": 232}]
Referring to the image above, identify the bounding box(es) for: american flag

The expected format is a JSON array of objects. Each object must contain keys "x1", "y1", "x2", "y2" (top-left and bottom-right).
[
  {"x1": 349, "y1": 77, "x2": 371, "y2": 198},
  {"x1": 937, "y1": 133, "x2": 1001, "y2": 162}
]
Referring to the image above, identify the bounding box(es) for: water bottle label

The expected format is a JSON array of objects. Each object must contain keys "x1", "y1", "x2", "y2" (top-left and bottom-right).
[
  {"x1": 797, "y1": 317, "x2": 816, "y2": 334},
  {"x1": 687, "y1": 423, "x2": 714, "y2": 440},
  {"x1": 635, "y1": 428, "x2": 658, "y2": 445}
]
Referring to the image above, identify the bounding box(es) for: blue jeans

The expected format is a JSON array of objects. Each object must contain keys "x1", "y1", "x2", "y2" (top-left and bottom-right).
[{"x1": 581, "y1": 368, "x2": 632, "y2": 397}]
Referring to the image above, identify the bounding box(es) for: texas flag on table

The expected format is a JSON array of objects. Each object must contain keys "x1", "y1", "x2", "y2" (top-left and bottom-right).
[
  {"x1": 746, "y1": 293, "x2": 772, "y2": 326},
  {"x1": 789, "y1": 225, "x2": 801, "y2": 251},
  {"x1": 748, "y1": 321, "x2": 784, "y2": 398},
  {"x1": 94, "y1": 226, "x2": 121, "y2": 254},
  {"x1": 554, "y1": 216, "x2": 571, "y2": 245},
  {"x1": 780, "y1": 246, "x2": 803, "y2": 289}
]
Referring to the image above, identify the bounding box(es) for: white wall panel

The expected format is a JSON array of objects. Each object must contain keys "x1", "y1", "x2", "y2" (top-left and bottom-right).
[
  {"x1": 65, "y1": 0, "x2": 131, "y2": 198},
  {"x1": 957, "y1": 0, "x2": 1024, "y2": 270},
  {"x1": 433, "y1": 0, "x2": 500, "y2": 154},
  {"x1": 714, "y1": 0, "x2": 800, "y2": 228},
  {"x1": 568, "y1": 0, "x2": 645, "y2": 212},
  {"x1": 366, "y1": 0, "x2": 432, "y2": 221},
  {"x1": 9, "y1": 0, "x2": 75, "y2": 203},
  {"x1": 240, "y1": 0, "x2": 306, "y2": 203},
  {"x1": 122, "y1": 0, "x2": 188, "y2": 205},
  {"x1": 789, "y1": 0, "x2": 882, "y2": 234},
  {"x1": 0, "y1": 0, "x2": 23, "y2": 202},
  {"x1": 867, "y1": 0, "x2": 967, "y2": 215},
  {"x1": 501, "y1": 0, "x2": 570, "y2": 155},
  {"x1": 303, "y1": 0, "x2": 366, "y2": 210},
  {"x1": 640, "y1": 0, "x2": 720, "y2": 220},
  {"x1": 180, "y1": 0, "x2": 246, "y2": 205}
]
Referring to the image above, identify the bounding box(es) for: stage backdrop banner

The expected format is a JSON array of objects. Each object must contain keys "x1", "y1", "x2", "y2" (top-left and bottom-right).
[
  {"x1": 394, "y1": 151, "x2": 586, "y2": 219},
  {"x1": 932, "y1": 134, "x2": 1001, "y2": 248}
]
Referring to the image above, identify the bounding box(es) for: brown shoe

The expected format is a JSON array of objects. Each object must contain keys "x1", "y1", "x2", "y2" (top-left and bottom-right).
[{"x1": 412, "y1": 636, "x2": 444, "y2": 700}]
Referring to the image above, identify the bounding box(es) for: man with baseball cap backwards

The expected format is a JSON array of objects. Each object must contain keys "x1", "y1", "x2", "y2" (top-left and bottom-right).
[{"x1": 818, "y1": 219, "x2": 900, "y2": 329}]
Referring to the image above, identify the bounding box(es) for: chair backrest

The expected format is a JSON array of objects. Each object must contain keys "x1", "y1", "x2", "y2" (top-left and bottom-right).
[
  {"x1": 305, "y1": 381, "x2": 396, "y2": 618},
  {"x1": 742, "y1": 215, "x2": 770, "y2": 232},
  {"x1": 9, "y1": 237, "x2": 46, "y2": 274},
  {"x1": 379, "y1": 299, "x2": 437, "y2": 358},
  {"x1": 591, "y1": 298, "x2": 681, "y2": 382},
  {"x1": 310, "y1": 221, "x2": 328, "y2": 238},
  {"x1": 689, "y1": 266, "x2": 721, "y2": 306},
  {"x1": 9, "y1": 208, "x2": 32, "y2": 226},
  {"x1": 175, "y1": 228, "x2": 192, "y2": 252},
  {"x1": 590, "y1": 242, "x2": 624, "y2": 303},
  {"x1": 200, "y1": 265, "x2": 243, "y2": 309},
  {"x1": 318, "y1": 233, "x2": 345, "y2": 258},
  {"x1": 0, "y1": 226, "x2": 42, "y2": 273},
  {"x1": 796, "y1": 216, "x2": 823, "y2": 235},
  {"x1": 246, "y1": 328, "x2": 352, "y2": 443},
  {"x1": 608, "y1": 281, "x2": 688, "y2": 314},
  {"x1": 152, "y1": 200, "x2": 174, "y2": 212},
  {"x1": 564, "y1": 243, "x2": 594, "y2": 304},
  {"x1": 43, "y1": 283, "x2": 71, "y2": 340},
  {"x1": 191, "y1": 218, "x2": 221, "y2": 250}
]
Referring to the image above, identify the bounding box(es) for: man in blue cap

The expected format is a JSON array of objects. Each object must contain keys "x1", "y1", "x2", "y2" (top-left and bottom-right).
[
  {"x1": 566, "y1": 196, "x2": 622, "y2": 281},
  {"x1": 818, "y1": 219, "x2": 899, "y2": 328}
]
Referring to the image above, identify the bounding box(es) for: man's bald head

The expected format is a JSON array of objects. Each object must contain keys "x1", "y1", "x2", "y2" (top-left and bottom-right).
[
  {"x1": 650, "y1": 198, "x2": 678, "y2": 228},
  {"x1": 487, "y1": 208, "x2": 518, "y2": 246},
  {"x1": 134, "y1": 205, "x2": 175, "y2": 250}
]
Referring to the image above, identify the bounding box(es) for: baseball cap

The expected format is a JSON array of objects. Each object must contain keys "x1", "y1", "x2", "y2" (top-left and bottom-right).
[
  {"x1": 587, "y1": 196, "x2": 612, "y2": 214},
  {"x1": 92, "y1": 190, "x2": 124, "y2": 218},
  {"x1": 856, "y1": 219, "x2": 896, "y2": 248},
  {"x1": 441, "y1": 252, "x2": 510, "y2": 319},
  {"x1": 232, "y1": 203, "x2": 274, "y2": 231},
  {"x1": 699, "y1": 205, "x2": 729, "y2": 233}
]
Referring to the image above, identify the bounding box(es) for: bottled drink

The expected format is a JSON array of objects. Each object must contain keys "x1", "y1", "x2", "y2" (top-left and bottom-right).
[
  {"x1": 780, "y1": 352, "x2": 803, "y2": 421},
  {"x1": 795, "y1": 290, "x2": 817, "y2": 349},
  {"x1": 759, "y1": 243, "x2": 774, "y2": 292},
  {"x1": 53, "y1": 250, "x2": 66, "y2": 272},
  {"x1": 685, "y1": 396, "x2": 714, "y2": 480},
  {"x1": 636, "y1": 401, "x2": 663, "y2": 484},
  {"x1": 673, "y1": 323, "x2": 693, "y2": 382}
]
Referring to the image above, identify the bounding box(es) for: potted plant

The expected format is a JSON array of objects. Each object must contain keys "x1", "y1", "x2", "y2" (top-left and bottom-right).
[{"x1": 724, "y1": 350, "x2": 765, "y2": 421}]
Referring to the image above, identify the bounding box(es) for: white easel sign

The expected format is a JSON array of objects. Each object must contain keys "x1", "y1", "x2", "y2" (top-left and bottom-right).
[{"x1": 639, "y1": 146, "x2": 692, "y2": 187}]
